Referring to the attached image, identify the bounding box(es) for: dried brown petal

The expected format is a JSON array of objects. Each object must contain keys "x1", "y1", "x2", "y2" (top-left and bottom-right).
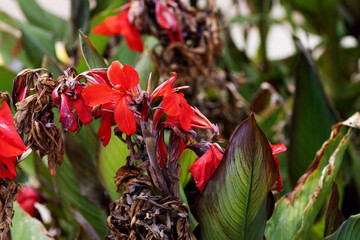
[{"x1": 0, "y1": 92, "x2": 11, "y2": 106}]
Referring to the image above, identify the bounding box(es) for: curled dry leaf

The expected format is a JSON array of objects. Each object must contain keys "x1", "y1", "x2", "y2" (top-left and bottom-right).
[{"x1": 107, "y1": 166, "x2": 196, "y2": 240}]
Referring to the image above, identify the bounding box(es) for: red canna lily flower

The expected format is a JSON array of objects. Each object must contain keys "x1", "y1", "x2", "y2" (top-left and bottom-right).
[
  {"x1": 17, "y1": 187, "x2": 42, "y2": 217},
  {"x1": 189, "y1": 144, "x2": 223, "y2": 191},
  {"x1": 93, "y1": 11, "x2": 143, "y2": 52},
  {"x1": 0, "y1": 102, "x2": 26, "y2": 179},
  {"x1": 151, "y1": 73, "x2": 218, "y2": 133},
  {"x1": 82, "y1": 61, "x2": 140, "y2": 136},
  {"x1": 52, "y1": 70, "x2": 93, "y2": 132},
  {"x1": 270, "y1": 142, "x2": 287, "y2": 192}
]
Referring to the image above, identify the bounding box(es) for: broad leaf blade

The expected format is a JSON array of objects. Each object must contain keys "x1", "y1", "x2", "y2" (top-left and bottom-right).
[
  {"x1": 79, "y1": 31, "x2": 107, "y2": 69},
  {"x1": 0, "y1": 67, "x2": 16, "y2": 93},
  {"x1": 325, "y1": 214, "x2": 360, "y2": 240},
  {"x1": 195, "y1": 114, "x2": 278, "y2": 240},
  {"x1": 17, "y1": 0, "x2": 68, "y2": 40},
  {"x1": 265, "y1": 113, "x2": 360, "y2": 240},
  {"x1": 54, "y1": 155, "x2": 108, "y2": 238},
  {"x1": 64, "y1": 125, "x2": 106, "y2": 210},
  {"x1": 20, "y1": 23, "x2": 57, "y2": 68},
  {"x1": 288, "y1": 39, "x2": 337, "y2": 184},
  {"x1": 97, "y1": 132, "x2": 129, "y2": 201},
  {"x1": 178, "y1": 148, "x2": 197, "y2": 188},
  {"x1": 11, "y1": 202, "x2": 53, "y2": 240}
]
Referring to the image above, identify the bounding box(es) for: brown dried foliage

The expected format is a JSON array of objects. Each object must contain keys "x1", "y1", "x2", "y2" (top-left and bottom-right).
[
  {"x1": 0, "y1": 92, "x2": 11, "y2": 106},
  {"x1": 13, "y1": 70, "x2": 64, "y2": 175},
  {"x1": 107, "y1": 166, "x2": 196, "y2": 240},
  {"x1": 150, "y1": 1, "x2": 223, "y2": 85},
  {"x1": 0, "y1": 179, "x2": 18, "y2": 240}
]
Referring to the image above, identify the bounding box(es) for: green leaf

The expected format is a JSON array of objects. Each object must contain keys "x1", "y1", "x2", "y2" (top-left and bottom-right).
[
  {"x1": 133, "y1": 36, "x2": 159, "y2": 90},
  {"x1": 178, "y1": 148, "x2": 197, "y2": 188},
  {"x1": 195, "y1": 114, "x2": 279, "y2": 240},
  {"x1": 91, "y1": 0, "x2": 115, "y2": 15},
  {"x1": 71, "y1": 0, "x2": 90, "y2": 35},
  {"x1": 288, "y1": 39, "x2": 337, "y2": 184},
  {"x1": 17, "y1": 0, "x2": 68, "y2": 40},
  {"x1": 265, "y1": 113, "x2": 360, "y2": 240},
  {"x1": 11, "y1": 202, "x2": 53, "y2": 240},
  {"x1": 109, "y1": 40, "x2": 140, "y2": 66},
  {"x1": 0, "y1": 67, "x2": 16, "y2": 93},
  {"x1": 79, "y1": 31, "x2": 107, "y2": 69},
  {"x1": 0, "y1": 10, "x2": 20, "y2": 28},
  {"x1": 64, "y1": 125, "x2": 106, "y2": 210},
  {"x1": 324, "y1": 214, "x2": 360, "y2": 240},
  {"x1": 54, "y1": 155, "x2": 108, "y2": 238},
  {"x1": 231, "y1": 14, "x2": 261, "y2": 24},
  {"x1": 97, "y1": 131, "x2": 129, "y2": 201},
  {"x1": 20, "y1": 23, "x2": 57, "y2": 68}
]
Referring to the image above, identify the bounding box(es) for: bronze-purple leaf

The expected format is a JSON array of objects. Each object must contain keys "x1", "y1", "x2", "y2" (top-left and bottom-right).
[{"x1": 195, "y1": 114, "x2": 279, "y2": 240}]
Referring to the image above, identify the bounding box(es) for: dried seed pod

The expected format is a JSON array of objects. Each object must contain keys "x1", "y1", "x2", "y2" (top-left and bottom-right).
[{"x1": 107, "y1": 166, "x2": 196, "y2": 240}]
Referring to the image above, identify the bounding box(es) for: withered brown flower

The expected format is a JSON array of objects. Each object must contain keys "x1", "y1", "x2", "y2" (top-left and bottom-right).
[{"x1": 107, "y1": 166, "x2": 196, "y2": 240}]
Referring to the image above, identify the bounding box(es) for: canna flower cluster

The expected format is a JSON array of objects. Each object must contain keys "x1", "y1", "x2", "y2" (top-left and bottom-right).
[
  {"x1": 93, "y1": 0, "x2": 184, "y2": 52},
  {"x1": 10, "y1": 60, "x2": 285, "y2": 193}
]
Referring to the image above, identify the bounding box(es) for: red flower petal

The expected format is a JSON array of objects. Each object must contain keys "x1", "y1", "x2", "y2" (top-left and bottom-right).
[
  {"x1": 152, "y1": 103, "x2": 164, "y2": 132},
  {"x1": 156, "y1": 129, "x2": 168, "y2": 168},
  {"x1": 18, "y1": 187, "x2": 42, "y2": 203},
  {"x1": 69, "y1": 116, "x2": 78, "y2": 132},
  {"x1": 18, "y1": 187, "x2": 42, "y2": 216},
  {"x1": 122, "y1": 64, "x2": 139, "y2": 90},
  {"x1": 108, "y1": 61, "x2": 139, "y2": 90},
  {"x1": 73, "y1": 96, "x2": 93, "y2": 125},
  {"x1": 189, "y1": 145, "x2": 223, "y2": 191},
  {"x1": 270, "y1": 143, "x2": 287, "y2": 156},
  {"x1": 274, "y1": 156, "x2": 282, "y2": 191},
  {"x1": 150, "y1": 72, "x2": 177, "y2": 101},
  {"x1": 0, "y1": 102, "x2": 26, "y2": 157},
  {"x1": 179, "y1": 106, "x2": 193, "y2": 131},
  {"x1": 167, "y1": 28, "x2": 184, "y2": 43},
  {"x1": 0, "y1": 102, "x2": 15, "y2": 128},
  {"x1": 117, "y1": 12, "x2": 144, "y2": 52},
  {"x1": 108, "y1": 61, "x2": 126, "y2": 87},
  {"x1": 59, "y1": 94, "x2": 74, "y2": 131},
  {"x1": 155, "y1": 1, "x2": 175, "y2": 29},
  {"x1": 0, "y1": 156, "x2": 17, "y2": 179},
  {"x1": 82, "y1": 84, "x2": 120, "y2": 107},
  {"x1": 269, "y1": 142, "x2": 286, "y2": 192},
  {"x1": 93, "y1": 16, "x2": 119, "y2": 36},
  {"x1": 114, "y1": 96, "x2": 136, "y2": 135},
  {"x1": 98, "y1": 112, "x2": 113, "y2": 147},
  {"x1": 163, "y1": 92, "x2": 183, "y2": 116}
]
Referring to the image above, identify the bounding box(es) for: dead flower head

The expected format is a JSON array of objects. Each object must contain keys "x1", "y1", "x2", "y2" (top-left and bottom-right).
[
  {"x1": 12, "y1": 69, "x2": 64, "y2": 176},
  {"x1": 107, "y1": 166, "x2": 196, "y2": 240}
]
